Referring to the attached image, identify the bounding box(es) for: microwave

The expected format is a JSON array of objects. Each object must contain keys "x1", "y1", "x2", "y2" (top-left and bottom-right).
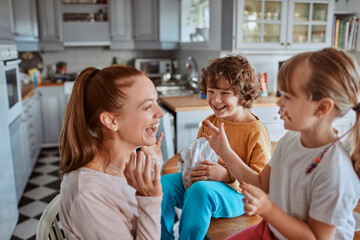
[{"x1": 134, "y1": 58, "x2": 172, "y2": 78}]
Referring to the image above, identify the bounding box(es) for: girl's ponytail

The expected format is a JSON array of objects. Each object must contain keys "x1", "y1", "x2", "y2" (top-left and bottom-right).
[{"x1": 59, "y1": 67, "x2": 99, "y2": 178}]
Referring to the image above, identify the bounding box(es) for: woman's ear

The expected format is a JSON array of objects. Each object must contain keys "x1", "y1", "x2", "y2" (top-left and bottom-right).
[
  {"x1": 99, "y1": 112, "x2": 118, "y2": 131},
  {"x1": 315, "y1": 98, "x2": 334, "y2": 117}
]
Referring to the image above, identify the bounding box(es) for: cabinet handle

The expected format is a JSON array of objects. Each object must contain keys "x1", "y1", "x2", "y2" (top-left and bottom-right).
[
  {"x1": 280, "y1": 42, "x2": 285, "y2": 46},
  {"x1": 286, "y1": 42, "x2": 291, "y2": 46},
  {"x1": 273, "y1": 116, "x2": 278, "y2": 120},
  {"x1": 185, "y1": 122, "x2": 202, "y2": 129}
]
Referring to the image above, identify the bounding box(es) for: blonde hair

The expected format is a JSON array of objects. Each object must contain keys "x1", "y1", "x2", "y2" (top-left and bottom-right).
[
  {"x1": 278, "y1": 48, "x2": 360, "y2": 178},
  {"x1": 59, "y1": 65, "x2": 143, "y2": 178}
]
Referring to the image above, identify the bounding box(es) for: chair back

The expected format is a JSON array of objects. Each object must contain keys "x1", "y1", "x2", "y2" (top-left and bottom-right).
[{"x1": 36, "y1": 194, "x2": 68, "y2": 240}]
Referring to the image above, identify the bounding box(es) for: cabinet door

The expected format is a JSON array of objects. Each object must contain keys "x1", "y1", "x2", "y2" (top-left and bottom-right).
[
  {"x1": 109, "y1": 0, "x2": 134, "y2": 49},
  {"x1": 39, "y1": 86, "x2": 65, "y2": 146},
  {"x1": 37, "y1": 0, "x2": 64, "y2": 51},
  {"x1": 175, "y1": 109, "x2": 213, "y2": 153},
  {"x1": 0, "y1": 0, "x2": 15, "y2": 42},
  {"x1": 32, "y1": 91, "x2": 43, "y2": 165},
  {"x1": 236, "y1": 0, "x2": 288, "y2": 50},
  {"x1": 287, "y1": 0, "x2": 334, "y2": 50},
  {"x1": 12, "y1": 0, "x2": 39, "y2": 42},
  {"x1": 133, "y1": 0, "x2": 159, "y2": 41},
  {"x1": 9, "y1": 115, "x2": 29, "y2": 202}
]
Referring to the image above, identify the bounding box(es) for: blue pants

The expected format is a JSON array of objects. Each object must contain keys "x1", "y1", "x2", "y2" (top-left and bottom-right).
[{"x1": 161, "y1": 172, "x2": 245, "y2": 240}]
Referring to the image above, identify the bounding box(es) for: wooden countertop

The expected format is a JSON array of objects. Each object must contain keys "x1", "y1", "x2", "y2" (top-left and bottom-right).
[
  {"x1": 21, "y1": 82, "x2": 64, "y2": 101},
  {"x1": 160, "y1": 94, "x2": 279, "y2": 112}
]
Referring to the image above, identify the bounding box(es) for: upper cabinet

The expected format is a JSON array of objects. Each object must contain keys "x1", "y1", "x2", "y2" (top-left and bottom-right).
[
  {"x1": 38, "y1": 0, "x2": 64, "y2": 51},
  {"x1": 133, "y1": 0, "x2": 180, "y2": 49},
  {"x1": 12, "y1": 0, "x2": 39, "y2": 51},
  {"x1": 0, "y1": 0, "x2": 15, "y2": 43},
  {"x1": 109, "y1": 0, "x2": 134, "y2": 49},
  {"x1": 235, "y1": 0, "x2": 334, "y2": 51},
  {"x1": 61, "y1": 1, "x2": 110, "y2": 46}
]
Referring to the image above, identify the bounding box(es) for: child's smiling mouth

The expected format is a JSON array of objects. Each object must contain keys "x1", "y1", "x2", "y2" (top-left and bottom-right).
[{"x1": 212, "y1": 104, "x2": 226, "y2": 111}]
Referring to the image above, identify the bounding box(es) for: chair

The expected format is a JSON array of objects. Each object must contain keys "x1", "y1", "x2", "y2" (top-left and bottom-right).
[{"x1": 36, "y1": 194, "x2": 69, "y2": 240}]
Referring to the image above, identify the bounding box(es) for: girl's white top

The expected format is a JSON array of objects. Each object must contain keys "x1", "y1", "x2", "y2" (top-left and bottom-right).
[
  {"x1": 59, "y1": 167, "x2": 162, "y2": 240},
  {"x1": 269, "y1": 131, "x2": 360, "y2": 240}
]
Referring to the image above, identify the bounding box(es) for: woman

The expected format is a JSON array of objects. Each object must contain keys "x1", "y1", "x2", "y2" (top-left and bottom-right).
[{"x1": 59, "y1": 65, "x2": 164, "y2": 240}]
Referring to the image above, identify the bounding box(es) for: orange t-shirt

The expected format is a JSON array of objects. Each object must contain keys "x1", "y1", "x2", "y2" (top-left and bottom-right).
[{"x1": 197, "y1": 114, "x2": 271, "y2": 192}]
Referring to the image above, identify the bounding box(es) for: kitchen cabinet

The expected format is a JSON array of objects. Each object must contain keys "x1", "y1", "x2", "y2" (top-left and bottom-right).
[
  {"x1": 61, "y1": 1, "x2": 110, "y2": 46},
  {"x1": 235, "y1": 0, "x2": 334, "y2": 51},
  {"x1": 39, "y1": 86, "x2": 66, "y2": 146},
  {"x1": 23, "y1": 90, "x2": 43, "y2": 167},
  {"x1": 109, "y1": 0, "x2": 134, "y2": 49},
  {"x1": 12, "y1": 0, "x2": 39, "y2": 51},
  {"x1": 37, "y1": 0, "x2": 64, "y2": 51},
  {"x1": 133, "y1": 0, "x2": 180, "y2": 49},
  {"x1": 9, "y1": 115, "x2": 30, "y2": 202},
  {"x1": 0, "y1": 0, "x2": 15, "y2": 43}
]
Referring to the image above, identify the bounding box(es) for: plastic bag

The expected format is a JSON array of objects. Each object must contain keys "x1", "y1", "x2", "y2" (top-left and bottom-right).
[{"x1": 178, "y1": 137, "x2": 218, "y2": 190}]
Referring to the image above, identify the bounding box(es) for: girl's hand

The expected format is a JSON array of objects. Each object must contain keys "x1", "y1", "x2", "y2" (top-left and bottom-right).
[
  {"x1": 202, "y1": 121, "x2": 231, "y2": 157},
  {"x1": 241, "y1": 182, "x2": 272, "y2": 216},
  {"x1": 124, "y1": 151, "x2": 162, "y2": 196},
  {"x1": 190, "y1": 160, "x2": 231, "y2": 183},
  {"x1": 141, "y1": 132, "x2": 164, "y2": 163}
]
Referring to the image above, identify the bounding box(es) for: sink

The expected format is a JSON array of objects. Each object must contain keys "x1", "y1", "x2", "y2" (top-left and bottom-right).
[{"x1": 156, "y1": 85, "x2": 195, "y2": 97}]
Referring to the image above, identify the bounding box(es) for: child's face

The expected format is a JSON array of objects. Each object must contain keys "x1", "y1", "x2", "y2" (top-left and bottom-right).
[
  {"x1": 276, "y1": 63, "x2": 318, "y2": 132},
  {"x1": 206, "y1": 78, "x2": 242, "y2": 121}
]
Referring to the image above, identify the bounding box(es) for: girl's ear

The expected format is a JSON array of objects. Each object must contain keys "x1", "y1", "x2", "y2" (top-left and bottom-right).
[
  {"x1": 99, "y1": 111, "x2": 118, "y2": 131},
  {"x1": 315, "y1": 98, "x2": 334, "y2": 117}
]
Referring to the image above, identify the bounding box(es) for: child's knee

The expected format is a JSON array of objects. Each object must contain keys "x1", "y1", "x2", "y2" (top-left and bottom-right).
[{"x1": 185, "y1": 181, "x2": 213, "y2": 201}]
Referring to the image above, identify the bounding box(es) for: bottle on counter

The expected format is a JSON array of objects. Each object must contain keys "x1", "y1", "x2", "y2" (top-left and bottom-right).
[
  {"x1": 259, "y1": 73, "x2": 268, "y2": 97},
  {"x1": 111, "y1": 57, "x2": 118, "y2": 65}
]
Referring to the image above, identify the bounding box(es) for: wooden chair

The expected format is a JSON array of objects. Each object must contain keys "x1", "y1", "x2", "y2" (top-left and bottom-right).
[{"x1": 162, "y1": 141, "x2": 278, "y2": 239}]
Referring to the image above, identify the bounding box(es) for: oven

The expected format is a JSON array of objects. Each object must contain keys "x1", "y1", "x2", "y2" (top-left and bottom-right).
[{"x1": 0, "y1": 44, "x2": 22, "y2": 124}]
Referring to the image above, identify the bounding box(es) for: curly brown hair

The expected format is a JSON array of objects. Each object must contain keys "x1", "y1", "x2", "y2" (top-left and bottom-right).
[{"x1": 200, "y1": 55, "x2": 260, "y2": 109}]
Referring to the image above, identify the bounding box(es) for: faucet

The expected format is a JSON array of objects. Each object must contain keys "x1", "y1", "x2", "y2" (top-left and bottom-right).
[{"x1": 185, "y1": 56, "x2": 200, "y2": 93}]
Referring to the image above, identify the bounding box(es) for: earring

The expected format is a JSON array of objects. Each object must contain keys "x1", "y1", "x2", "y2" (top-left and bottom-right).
[{"x1": 114, "y1": 127, "x2": 118, "y2": 131}]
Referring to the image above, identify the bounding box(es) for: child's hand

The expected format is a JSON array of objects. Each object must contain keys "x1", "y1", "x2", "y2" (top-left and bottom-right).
[
  {"x1": 240, "y1": 182, "x2": 272, "y2": 216},
  {"x1": 124, "y1": 151, "x2": 162, "y2": 196},
  {"x1": 141, "y1": 132, "x2": 164, "y2": 163},
  {"x1": 190, "y1": 160, "x2": 231, "y2": 183},
  {"x1": 202, "y1": 121, "x2": 231, "y2": 157}
]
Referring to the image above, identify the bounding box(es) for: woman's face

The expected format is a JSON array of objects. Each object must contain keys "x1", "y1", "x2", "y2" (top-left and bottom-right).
[{"x1": 116, "y1": 75, "x2": 164, "y2": 148}]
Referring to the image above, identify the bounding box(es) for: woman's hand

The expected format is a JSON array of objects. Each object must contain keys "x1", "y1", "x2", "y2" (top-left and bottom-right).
[
  {"x1": 124, "y1": 151, "x2": 162, "y2": 197},
  {"x1": 190, "y1": 160, "x2": 232, "y2": 183},
  {"x1": 202, "y1": 121, "x2": 231, "y2": 157},
  {"x1": 240, "y1": 182, "x2": 272, "y2": 217},
  {"x1": 141, "y1": 132, "x2": 164, "y2": 163}
]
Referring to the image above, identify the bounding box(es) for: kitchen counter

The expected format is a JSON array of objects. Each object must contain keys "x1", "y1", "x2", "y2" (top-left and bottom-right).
[
  {"x1": 21, "y1": 82, "x2": 64, "y2": 101},
  {"x1": 160, "y1": 94, "x2": 279, "y2": 112}
]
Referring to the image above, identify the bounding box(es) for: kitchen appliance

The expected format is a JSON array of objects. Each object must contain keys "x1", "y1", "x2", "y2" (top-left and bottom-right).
[
  {"x1": 0, "y1": 44, "x2": 22, "y2": 125},
  {"x1": 0, "y1": 44, "x2": 20, "y2": 239},
  {"x1": 134, "y1": 58, "x2": 172, "y2": 78}
]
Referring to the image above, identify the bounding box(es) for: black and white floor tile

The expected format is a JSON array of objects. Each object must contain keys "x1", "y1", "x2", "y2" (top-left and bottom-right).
[{"x1": 11, "y1": 148, "x2": 61, "y2": 240}]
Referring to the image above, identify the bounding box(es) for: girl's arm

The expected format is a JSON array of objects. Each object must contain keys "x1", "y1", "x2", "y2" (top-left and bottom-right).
[
  {"x1": 203, "y1": 120, "x2": 270, "y2": 192},
  {"x1": 242, "y1": 182, "x2": 337, "y2": 240}
]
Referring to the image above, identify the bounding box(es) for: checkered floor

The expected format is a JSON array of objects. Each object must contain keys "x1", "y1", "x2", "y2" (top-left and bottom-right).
[{"x1": 11, "y1": 148, "x2": 61, "y2": 240}]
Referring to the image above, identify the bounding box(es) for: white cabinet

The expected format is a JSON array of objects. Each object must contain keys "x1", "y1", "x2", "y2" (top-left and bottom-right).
[
  {"x1": 23, "y1": 91, "x2": 43, "y2": 167},
  {"x1": 235, "y1": 0, "x2": 334, "y2": 51},
  {"x1": 109, "y1": 0, "x2": 134, "y2": 49},
  {"x1": 39, "y1": 86, "x2": 66, "y2": 146},
  {"x1": 9, "y1": 115, "x2": 29, "y2": 202},
  {"x1": 251, "y1": 106, "x2": 286, "y2": 142},
  {"x1": 37, "y1": 0, "x2": 64, "y2": 51},
  {"x1": 133, "y1": 0, "x2": 180, "y2": 49},
  {"x1": 12, "y1": 0, "x2": 39, "y2": 51},
  {"x1": 175, "y1": 109, "x2": 213, "y2": 153},
  {"x1": 0, "y1": 0, "x2": 15, "y2": 43}
]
